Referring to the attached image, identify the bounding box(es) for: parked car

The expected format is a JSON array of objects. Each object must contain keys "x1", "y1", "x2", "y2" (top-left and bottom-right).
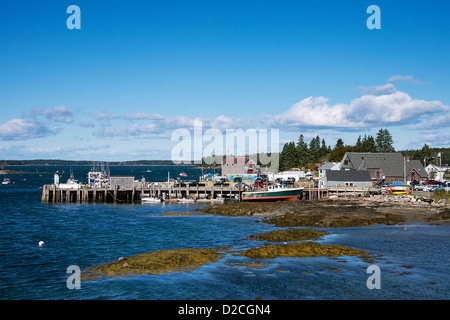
[
  {"x1": 431, "y1": 182, "x2": 450, "y2": 192},
  {"x1": 235, "y1": 182, "x2": 249, "y2": 190},
  {"x1": 413, "y1": 184, "x2": 427, "y2": 191},
  {"x1": 214, "y1": 181, "x2": 229, "y2": 187},
  {"x1": 214, "y1": 181, "x2": 224, "y2": 187}
]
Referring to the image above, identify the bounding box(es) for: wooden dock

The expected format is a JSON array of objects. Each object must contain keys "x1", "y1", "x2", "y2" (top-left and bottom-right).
[
  {"x1": 41, "y1": 182, "x2": 245, "y2": 203},
  {"x1": 41, "y1": 181, "x2": 379, "y2": 203}
]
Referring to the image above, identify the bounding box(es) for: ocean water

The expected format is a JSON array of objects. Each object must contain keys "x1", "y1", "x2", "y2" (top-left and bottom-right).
[{"x1": 0, "y1": 165, "x2": 448, "y2": 300}]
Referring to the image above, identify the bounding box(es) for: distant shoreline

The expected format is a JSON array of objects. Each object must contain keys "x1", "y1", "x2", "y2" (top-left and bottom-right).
[{"x1": 0, "y1": 160, "x2": 195, "y2": 166}]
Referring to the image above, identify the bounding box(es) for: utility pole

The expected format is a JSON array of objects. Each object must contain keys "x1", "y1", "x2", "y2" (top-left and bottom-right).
[{"x1": 404, "y1": 156, "x2": 406, "y2": 184}]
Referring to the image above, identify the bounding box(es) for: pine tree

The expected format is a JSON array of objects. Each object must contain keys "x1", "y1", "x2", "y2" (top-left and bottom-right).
[
  {"x1": 375, "y1": 129, "x2": 395, "y2": 152},
  {"x1": 296, "y1": 134, "x2": 310, "y2": 168},
  {"x1": 361, "y1": 135, "x2": 377, "y2": 152},
  {"x1": 335, "y1": 138, "x2": 344, "y2": 149},
  {"x1": 320, "y1": 139, "x2": 328, "y2": 157},
  {"x1": 355, "y1": 136, "x2": 362, "y2": 152}
]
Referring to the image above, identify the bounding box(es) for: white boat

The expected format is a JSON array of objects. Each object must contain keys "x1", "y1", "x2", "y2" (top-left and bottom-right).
[
  {"x1": 2, "y1": 177, "x2": 11, "y2": 185},
  {"x1": 179, "y1": 172, "x2": 188, "y2": 177},
  {"x1": 56, "y1": 170, "x2": 81, "y2": 190},
  {"x1": 87, "y1": 163, "x2": 110, "y2": 187},
  {"x1": 58, "y1": 179, "x2": 81, "y2": 190},
  {"x1": 177, "y1": 198, "x2": 196, "y2": 203},
  {"x1": 141, "y1": 196, "x2": 162, "y2": 203},
  {"x1": 242, "y1": 184, "x2": 304, "y2": 201}
]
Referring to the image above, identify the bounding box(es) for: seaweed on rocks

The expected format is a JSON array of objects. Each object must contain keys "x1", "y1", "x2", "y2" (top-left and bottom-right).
[
  {"x1": 83, "y1": 247, "x2": 227, "y2": 280},
  {"x1": 239, "y1": 241, "x2": 369, "y2": 259},
  {"x1": 247, "y1": 228, "x2": 329, "y2": 242}
]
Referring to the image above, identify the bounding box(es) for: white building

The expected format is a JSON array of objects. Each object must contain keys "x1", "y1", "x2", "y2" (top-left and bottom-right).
[
  {"x1": 318, "y1": 162, "x2": 341, "y2": 188},
  {"x1": 425, "y1": 164, "x2": 449, "y2": 181}
]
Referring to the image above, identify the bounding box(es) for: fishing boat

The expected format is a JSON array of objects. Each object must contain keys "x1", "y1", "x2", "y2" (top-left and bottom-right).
[
  {"x1": 179, "y1": 172, "x2": 188, "y2": 177},
  {"x1": 2, "y1": 177, "x2": 11, "y2": 185},
  {"x1": 58, "y1": 171, "x2": 81, "y2": 190},
  {"x1": 242, "y1": 185, "x2": 303, "y2": 201},
  {"x1": 141, "y1": 196, "x2": 162, "y2": 203},
  {"x1": 177, "y1": 198, "x2": 196, "y2": 203},
  {"x1": 386, "y1": 182, "x2": 412, "y2": 194}
]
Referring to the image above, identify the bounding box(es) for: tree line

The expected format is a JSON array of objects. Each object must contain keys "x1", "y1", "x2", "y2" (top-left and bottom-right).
[{"x1": 279, "y1": 128, "x2": 395, "y2": 171}]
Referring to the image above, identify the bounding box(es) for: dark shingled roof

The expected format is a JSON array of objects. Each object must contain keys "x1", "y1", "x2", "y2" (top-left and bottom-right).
[
  {"x1": 343, "y1": 152, "x2": 427, "y2": 178},
  {"x1": 326, "y1": 170, "x2": 372, "y2": 182}
]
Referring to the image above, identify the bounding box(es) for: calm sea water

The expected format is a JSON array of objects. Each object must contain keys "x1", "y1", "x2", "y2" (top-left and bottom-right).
[{"x1": 0, "y1": 165, "x2": 448, "y2": 300}]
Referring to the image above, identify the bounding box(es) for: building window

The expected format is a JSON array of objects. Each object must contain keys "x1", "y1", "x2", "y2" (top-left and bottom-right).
[{"x1": 344, "y1": 160, "x2": 349, "y2": 165}]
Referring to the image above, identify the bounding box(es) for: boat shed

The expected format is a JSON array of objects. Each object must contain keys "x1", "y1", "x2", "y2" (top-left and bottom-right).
[
  {"x1": 325, "y1": 170, "x2": 373, "y2": 188},
  {"x1": 109, "y1": 176, "x2": 135, "y2": 189}
]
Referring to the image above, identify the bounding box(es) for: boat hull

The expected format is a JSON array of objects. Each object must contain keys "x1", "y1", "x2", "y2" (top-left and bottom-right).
[
  {"x1": 242, "y1": 188, "x2": 303, "y2": 201},
  {"x1": 141, "y1": 197, "x2": 162, "y2": 203},
  {"x1": 387, "y1": 185, "x2": 412, "y2": 194}
]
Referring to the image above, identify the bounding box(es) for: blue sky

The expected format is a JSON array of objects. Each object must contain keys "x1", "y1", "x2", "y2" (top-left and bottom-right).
[{"x1": 0, "y1": 0, "x2": 449, "y2": 161}]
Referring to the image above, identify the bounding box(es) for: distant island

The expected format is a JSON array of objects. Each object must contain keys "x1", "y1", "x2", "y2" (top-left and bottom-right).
[{"x1": 0, "y1": 159, "x2": 190, "y2": 166}]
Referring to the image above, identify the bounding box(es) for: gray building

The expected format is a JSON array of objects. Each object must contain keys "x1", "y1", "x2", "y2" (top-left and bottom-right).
[
  {"x1": 325, "y1": 170, "x2": 373, "y2": 188},
  {"x1": 340, "y1": 152, "x2": 427, "y2": 184}
]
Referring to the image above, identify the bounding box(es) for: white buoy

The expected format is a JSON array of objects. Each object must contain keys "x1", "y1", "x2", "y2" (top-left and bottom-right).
[{"x1": 38, "y1": 241, "x2": 44, "y2": 247}]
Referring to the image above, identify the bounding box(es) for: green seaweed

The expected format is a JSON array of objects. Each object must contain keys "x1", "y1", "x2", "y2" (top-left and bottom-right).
[
  {"x1": 248, "y1": 228, "x2": 329, "y2": 242},
  {"x1": 83, "y1": 247, "x2": 226, "y2": 280},
  {"x1": 239, "y1": 241, "x2": 368, "y2": 259}
]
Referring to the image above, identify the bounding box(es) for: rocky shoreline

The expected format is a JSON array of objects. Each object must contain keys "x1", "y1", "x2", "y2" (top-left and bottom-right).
[
  {"x1": 84, "y1": 196, "x2": 449, "y2": 279},
  {"x1": 196, "y1": 196, "x2": 450, "y2": 226}
]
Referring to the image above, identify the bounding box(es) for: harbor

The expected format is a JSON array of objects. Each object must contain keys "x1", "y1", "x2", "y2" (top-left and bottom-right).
[
  {"x1": 39, "y1": 152, "x2": 449, "y2": 204},
  {"x1": 40, "y1": 172, "x2": 380, "y2": 204}
]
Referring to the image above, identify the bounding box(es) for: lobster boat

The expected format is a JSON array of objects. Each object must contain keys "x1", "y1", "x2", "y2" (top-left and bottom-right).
[{"x1": 242, "y1": 185, "x2": 303, "y2": 201}]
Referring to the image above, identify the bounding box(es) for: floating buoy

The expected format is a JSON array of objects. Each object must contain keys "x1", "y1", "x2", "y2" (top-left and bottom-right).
[{"x1": 38, "y1": 241, "x2": 44, "y2": 247}]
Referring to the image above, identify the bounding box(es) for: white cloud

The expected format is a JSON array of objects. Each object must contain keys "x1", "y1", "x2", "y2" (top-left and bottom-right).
[
  {"x1": 412, "y1": 112, "x2": 450, "y2": 130},
  {"x1": 409, "y1": 132, "x2": 450, "y2": 148},
  {"x1": 386, "y1": 75, "x2": 430, "y2": 85},
  {"x1": 270, "y1": 85, "x2": 449, "y2": 130},
  {"x1": 93, "y1": 114, "x2": 249, "y2": 138},
  {"x1": 0, "y1": 119, "x2": 59, "y2": 141},
  {"x1": 23, "y1": 106, "x2": 74, "y2": 123},
  {"x1": 357, "y1": 83, "x2": 397, "y2": 95}
]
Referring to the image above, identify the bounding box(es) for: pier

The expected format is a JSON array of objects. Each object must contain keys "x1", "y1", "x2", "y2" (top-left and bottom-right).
[
  {"x1": 41, "y1": 182, "x2": 245, "y2": 203},
  {"x1": 41, "y1": 181, "x2": 379, "y2": 203}
]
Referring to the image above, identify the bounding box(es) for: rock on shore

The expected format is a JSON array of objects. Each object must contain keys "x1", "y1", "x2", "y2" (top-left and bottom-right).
[
  {"x1": 239, "y1": 241, "x2": 368, "y2": 259},
  {"x1": 83, "y1": 247, "x2": 227, "y2": 280}
]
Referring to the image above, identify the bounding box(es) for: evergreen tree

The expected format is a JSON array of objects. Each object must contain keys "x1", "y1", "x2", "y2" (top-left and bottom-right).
[
  {"x1": 279, "y1": 143, "x2": 289, "y2": 171},
  {"x1": 413, "y1": 143, "x2": 432, "y2": 166},
  {"x1": 355, "y1": 136, "x2": 362, "y2": 152},
  {"x1": 375, "y1": 128, "x2": 395, "y2": 152},
  {"x1": 335, "y1": 138, "x2": 344, "y2": 149},
  {"x1": 296, "y1": 134, "x2": 310, "y2": 168},
  {"x1": 361, "y1": 135, "x2": 377, "y2": 152},
  {"x1": 320, "y1": 139, "x2": 328, "y2": 157}
]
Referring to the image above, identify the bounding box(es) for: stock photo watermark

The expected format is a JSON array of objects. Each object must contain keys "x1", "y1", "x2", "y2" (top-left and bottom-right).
[
  {"x1": 366, "y1": 265, "x2": 381, "y2": 290},
  {"x1": 367, "y1": 5, "x2": 381, "y2": 30},
  {"x1": 170, "y1": 120, "x2": 280, "y2": 172},
  {"x1": 67, "y1": 265, "x2": 81, "y2": 290},
  {"x1": 67, "y1": 5, "x2": 81, "y2": 30}
]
